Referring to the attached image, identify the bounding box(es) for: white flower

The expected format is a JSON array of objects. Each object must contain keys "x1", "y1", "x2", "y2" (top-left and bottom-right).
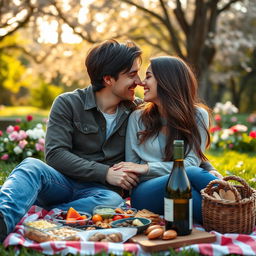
[
  {"x1": 36, "y1": 123, "x2": 43, "y2": 129},
  {"x1": 212, "y1": 133, "x2": 219, "y2": 143},
  {"x1": 213, "y1": 101, "x2": 239, "y2": 115},
  {"x1": 26, "y1": 151, "x2": 33, "y2": 157},
  {"x1": 13, "y1": 146, "x2": 23, "y2": 155},
  {"x1": 3, "y1": 138, "x2": 9, "y2": 143}
]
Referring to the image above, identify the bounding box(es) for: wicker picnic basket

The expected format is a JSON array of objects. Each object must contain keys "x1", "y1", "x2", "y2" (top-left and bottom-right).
[{"x1": 201, "y1": 175, "x2": 256, "y2": 234}]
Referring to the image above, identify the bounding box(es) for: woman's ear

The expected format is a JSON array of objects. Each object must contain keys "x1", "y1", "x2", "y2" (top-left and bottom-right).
[{"x1": 103, "y1": 75, "x2": 113, "y2": 86}]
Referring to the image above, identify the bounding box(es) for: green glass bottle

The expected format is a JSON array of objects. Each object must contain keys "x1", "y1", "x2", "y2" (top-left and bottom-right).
[{"x1": 164, "y1": 140, "x2": 192, "y2": 235}]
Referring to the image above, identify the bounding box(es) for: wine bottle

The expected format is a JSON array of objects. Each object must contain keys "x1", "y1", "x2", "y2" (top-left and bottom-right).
[{"x1": 164, "y1": 140, "x2": 192, "y2": 235}]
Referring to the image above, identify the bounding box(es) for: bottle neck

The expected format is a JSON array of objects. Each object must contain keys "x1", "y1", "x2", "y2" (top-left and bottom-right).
[{"x1": 173, "y1": 158, "x2": 184, "y2": 168}]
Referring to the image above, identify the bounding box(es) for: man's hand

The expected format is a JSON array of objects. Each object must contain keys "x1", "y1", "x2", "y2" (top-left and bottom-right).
[
  {"x1": 113, "y1": 162, "x2": 149, "y2": 175},
  {"x1": 106, "y1": 167, "x2": 139, "y2": 190},
  {"x1": 209, "y1": 170, "x2": 223, "y2": 179}
]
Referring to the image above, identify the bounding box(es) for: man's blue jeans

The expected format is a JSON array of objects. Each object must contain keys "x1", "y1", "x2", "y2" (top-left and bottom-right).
[
  {"x1": 130, "y1": 166, "x2": 218, "y2": 224},
  {"x1": 0, "y1": 158, "x2": 124, "y2": 234}
]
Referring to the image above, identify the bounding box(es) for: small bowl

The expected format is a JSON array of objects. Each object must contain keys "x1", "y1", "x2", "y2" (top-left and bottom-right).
[
  {"x1": 93, "y1": 205, "x2": 137, "y2": 219},
  {"x1": 52, "y1": 211, "x2": 92, "y2": 227},
  {"x1": 110, "y1": 217, "x2": 151, "y2": 234}
]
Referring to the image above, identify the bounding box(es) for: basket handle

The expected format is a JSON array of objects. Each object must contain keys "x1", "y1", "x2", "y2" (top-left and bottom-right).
[
  {"x1": 223, "y1": 175, "x2": 254, "y2": 194},
  {"x1": 204, "y1": 179, "x2": 241, "y2": 201}
]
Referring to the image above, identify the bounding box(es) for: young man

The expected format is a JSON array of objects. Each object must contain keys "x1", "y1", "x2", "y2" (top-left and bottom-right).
[{"x1": 0, "y1": 39, "x2": 142, "y2": 242}]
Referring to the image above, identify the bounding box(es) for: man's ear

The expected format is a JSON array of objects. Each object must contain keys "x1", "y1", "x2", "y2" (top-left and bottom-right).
[{"x1": 103, "y1": 75, "x2": 113, "y2": 86}]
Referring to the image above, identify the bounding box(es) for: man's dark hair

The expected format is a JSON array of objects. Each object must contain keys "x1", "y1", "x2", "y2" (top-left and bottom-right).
[{"x1": 85, "y1": 39, "x2": 142, "y2": 91}]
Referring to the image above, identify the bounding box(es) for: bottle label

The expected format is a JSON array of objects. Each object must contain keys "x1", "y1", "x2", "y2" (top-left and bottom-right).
[
  {"x1": 164, "y1": 197, "x2": 193, "y2": 228},
  {"x1": 164, "y1": 198, "x2": 174, "y2": 221}
]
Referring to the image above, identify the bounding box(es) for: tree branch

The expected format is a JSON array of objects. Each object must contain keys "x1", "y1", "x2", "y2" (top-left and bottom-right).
[
  {"x1": 2, "y1": 44, "x2": 56, "y2": 64},
  {"x1": 50, "y1": 0, "x2": 97, "y2": 43},
  {"x1": 218, "y1": 0, "x2": 242, "y2": 13},
  {"x1": 121, "y1": 0, "x2": 166, "y2": 24},
  {"x1": 0, "y1": 2, "x2": 35, "y2": 41},
  {"x1": 173, "y1": 0, "x2": 190, "y2": 36},
  {"x1": 130, "y1": 35, "x2": 169, "y2": 54}
]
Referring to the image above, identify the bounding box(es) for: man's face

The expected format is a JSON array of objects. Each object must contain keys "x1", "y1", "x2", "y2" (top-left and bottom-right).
[{"x1": 110, "y1": 58, "x2": 141, "y2": 101}]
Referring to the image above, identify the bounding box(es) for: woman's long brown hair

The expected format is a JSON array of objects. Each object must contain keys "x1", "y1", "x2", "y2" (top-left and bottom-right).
[{"x1": 138, "y1": 56, "x2": 210, "y2": 161}]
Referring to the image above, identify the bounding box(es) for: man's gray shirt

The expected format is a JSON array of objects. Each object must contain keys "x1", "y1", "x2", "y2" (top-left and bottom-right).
[{"x1": 45, "y1": 86, "x2": 139, "y2": 193}]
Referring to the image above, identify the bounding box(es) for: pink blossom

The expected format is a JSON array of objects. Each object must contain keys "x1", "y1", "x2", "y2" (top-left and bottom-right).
[
  {"x1": 38, "y1": 138, "x2": 45, "y2": 145},
  {"x1": 42, "y1": 118, "x2": 48, "y2": 124},
  {"x1": 230, "y1": 124, "x2": 248, "y2": 133},
  {"x1": 249, "y1": 131, "x2": 256, "y2": 139},
  {"x1": 18, "y1": 130, "x2": 28, "y2": 140},
  {"x1": 214, "y1": 114, "x2": 222, "y2": 121},
  {"x1": 1, "y1": 154, "x2": 9, "y2": 160},
  {"x1": 0, "y1": 130, "x2": 3, "y2": 136},
  {"x1": 229, "y1": 144, "x2": 234, "y2": 149},
  {"x1": 230, "y1": 116, "x2": 238, "y2": 123},
  {"x1": 6, "y1": 125, "x2": 14, "y2": 134},
  {"x1": 35, "y1": 143, "x2": 44, "y2": 152},
  {"x1": 26, "y1": 115, "x2": 33, "y2": 122},
  {"x1": 18, "y1": 140, "x2": 28, "y2": 149},
  {"x1": 15, "y1": 118, "x2": 22, "y2": 123},
  {"x1": 9, "y1": 131, "x2": 19, "y2": 141}
]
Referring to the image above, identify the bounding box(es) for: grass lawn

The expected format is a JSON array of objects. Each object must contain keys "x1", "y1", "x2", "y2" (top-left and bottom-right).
[{"x1": 0, "y1": 151, "x2": 255, "y2": 255}]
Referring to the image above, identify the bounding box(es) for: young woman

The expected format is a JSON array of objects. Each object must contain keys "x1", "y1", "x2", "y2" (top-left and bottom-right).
[{"x1": 113, "y1": 56, "x2": 222, "y2": 224}]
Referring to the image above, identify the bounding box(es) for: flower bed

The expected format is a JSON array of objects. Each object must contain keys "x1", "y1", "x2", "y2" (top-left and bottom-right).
[
  {"x1": 0, "y1": 115, "x2": 46, "y2": 162},
  {"x1": 210, "y1": 102, "x2": 256, "y2": 152}
]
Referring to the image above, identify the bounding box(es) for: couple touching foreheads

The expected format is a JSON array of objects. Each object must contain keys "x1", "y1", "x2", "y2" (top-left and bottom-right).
[{"x1": 0, "y1": 39, "x2": 222, "y2": 241}]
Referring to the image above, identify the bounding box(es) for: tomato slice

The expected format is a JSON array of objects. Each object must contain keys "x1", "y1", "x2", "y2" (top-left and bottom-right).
[{"x1": 113, "y1": 215, "x2": 123, "y2": 221}]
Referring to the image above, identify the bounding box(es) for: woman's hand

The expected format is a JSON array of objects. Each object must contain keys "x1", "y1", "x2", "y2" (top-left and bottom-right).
[
  {"x1": 209, "y1": 170, "x2": 223, "y2": 179},
  {"x1": 113, "y1": 162, "x2": 149, "y2": 175},
  {"x1": 106, "y1": 167, "x2": 139, "y2": 190}
]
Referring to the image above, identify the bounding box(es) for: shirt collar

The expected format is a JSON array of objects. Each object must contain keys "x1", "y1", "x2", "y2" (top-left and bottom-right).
[{"x1": 84, "y1": 85, "x2": 97, "y2": 110}]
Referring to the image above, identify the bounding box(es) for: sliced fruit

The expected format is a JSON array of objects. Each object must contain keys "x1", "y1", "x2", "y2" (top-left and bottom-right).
[
  {"x1": 76, "y1": 215, "x2": 87, "y2": 220},
  {"x1": 66, "y1": 207, "x2": 81, "y2": 219},
  {"x1": 113, "y1": 215, "x2": 123, "y2": 221}
]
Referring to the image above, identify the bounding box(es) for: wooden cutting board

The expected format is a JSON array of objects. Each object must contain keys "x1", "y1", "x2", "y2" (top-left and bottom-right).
[{"x1": 130, "y1": 228, "x2": 216, "y2": 252}]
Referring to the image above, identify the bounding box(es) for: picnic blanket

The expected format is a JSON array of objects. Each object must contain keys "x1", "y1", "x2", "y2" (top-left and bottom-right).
[{"x1": 3, "y1": 206, "x2": 256, "y2": 256}]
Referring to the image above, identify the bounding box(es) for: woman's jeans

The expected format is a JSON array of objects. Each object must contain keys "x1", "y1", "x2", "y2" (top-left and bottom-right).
[
  {"x1": 0, "y1": 158, "x2": 123, "y2": 234},
  {"x1": 131, "y1": 166, "x2": 218, "y2": 224}
]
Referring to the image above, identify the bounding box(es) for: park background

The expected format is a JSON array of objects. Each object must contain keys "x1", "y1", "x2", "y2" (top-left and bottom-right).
[{"x1": 0, "y1": 0, "x2": 256, "y2": 255}]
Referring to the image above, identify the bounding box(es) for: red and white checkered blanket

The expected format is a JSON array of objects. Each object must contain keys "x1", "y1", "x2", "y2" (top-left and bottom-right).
[{"x1": 3, "y1": 206, "x2": 256, "y2": 256}]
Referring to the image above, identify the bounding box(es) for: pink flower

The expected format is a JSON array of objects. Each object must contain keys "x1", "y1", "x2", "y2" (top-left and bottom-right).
[
  {"x1": 230, "y1": 124, "x2": 248, "y2": 133},
  {"x1": 26, "y1": 115, "x2": 33, "y2": 122},
  {"x1": 0, "y1": 130, "x2": 3, "y2": 136},
  {"x1": 6, "y1": 125, "x2": 14, "y2": 134},
  {"x1": 35, "y1": 143, "x2": 44, "y2": 152},
  {"x1": 249, "y1": 131, "x2": 256, "y2": 139},
  {"x1": 18, "y1": 140, "x2": 28, "y2": 149},
  {"x1": 1, "y1": 154, "x2": 9, "y2": 161},
  {"x1": 15, "y1": 118, "x2": 22, "y2": 123},
  {"x1": 230, "y1": 116, "x2": 237, "y2": 123},
  {"x1": 42, "y1": 118, "x2": 48, "y2": 124},
  {"x1": 214, "y1": 114, "x2": 222, "y2": 121},
  {"x1": 18, "y1": 130, "x2": 27, "y2": 140},
  {"x1": 38, "y1": 138, "x2": 45, "y2": 145},
  {"x1": 9, "y1": 131, "x2": 19, "y2": 141},
  {"x1": 229, "y1": 144, "x2": 234, "y2": 149},
  {"x1": 14, "y1": 125, "x2": 20, "y2": 132}
]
